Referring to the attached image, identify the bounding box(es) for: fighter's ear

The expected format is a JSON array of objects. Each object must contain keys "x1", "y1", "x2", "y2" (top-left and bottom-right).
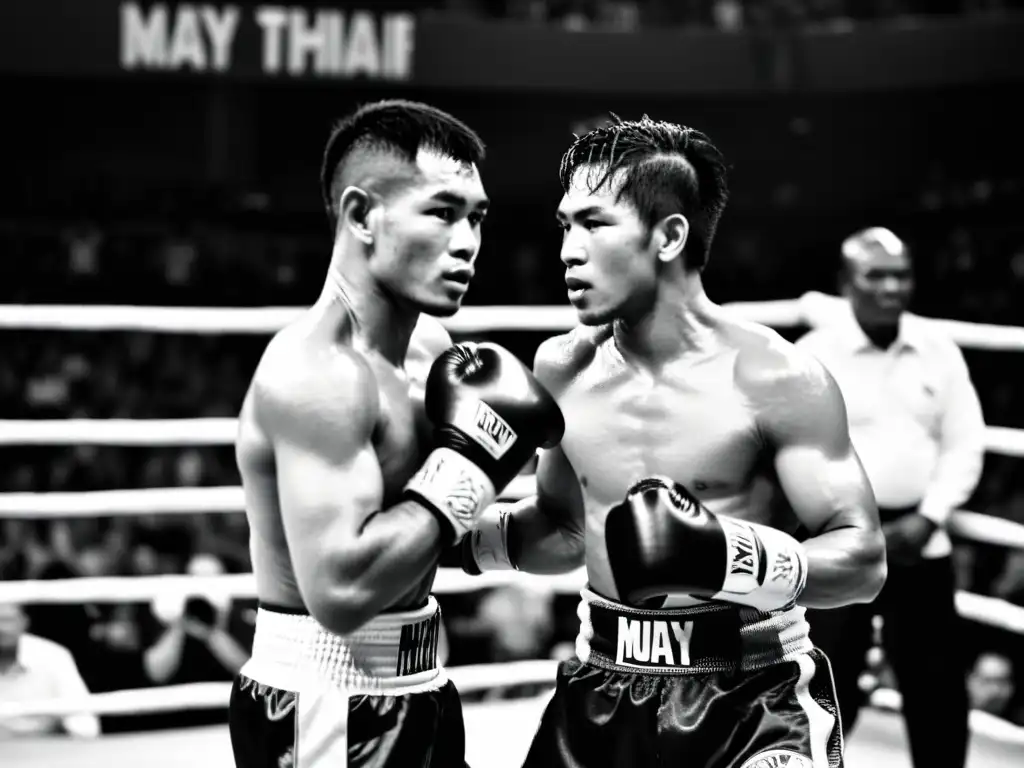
[
  {"x1": 654, "y1": 214, "x2": 689, "y2": 264},
  {"x1": 339, "y1": 186, "x2": 379, "y2": 245}
]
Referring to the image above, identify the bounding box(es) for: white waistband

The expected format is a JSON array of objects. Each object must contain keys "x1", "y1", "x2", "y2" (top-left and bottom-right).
[{"x1": 241, "y1": 597, "x2": 447, "y2": 696}]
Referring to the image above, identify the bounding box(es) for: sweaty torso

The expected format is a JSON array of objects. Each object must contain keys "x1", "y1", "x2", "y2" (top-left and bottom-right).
[
  {"x1": 236, "y1": 309, "x2": 441, "y2": 613},
  {"x1": 552, "y1": 321, "x2": 794, "y2": 604}
]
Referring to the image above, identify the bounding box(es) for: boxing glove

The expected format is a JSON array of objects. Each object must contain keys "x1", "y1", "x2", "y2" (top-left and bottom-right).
[
  {"x1": 404, "y1": 342, "x2": 564, "y2": 544},
  {"x1": 605, "y1": 477, "x2": 808, "y2": 612}
]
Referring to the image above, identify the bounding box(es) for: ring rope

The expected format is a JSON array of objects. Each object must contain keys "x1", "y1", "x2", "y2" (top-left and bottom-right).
[
  {"x1": 0, "y1": 479, "x2": 1021, "y2": 551},
  {"x1": 1, "y1": 419, "x2": 1021, "y2": 456},
  {"x1": 0, "y1": 569, "x2": 584, "y2": 605},
  {"x1": 0, "y1": 418, "x2": 241, "y2": 446},
  {"x1": 1, "y1": 570, "x2": 1022, "y2": 638},
  {"x1": 2, "y1": 292, "x2": 1024, "y2": 350},
  {"x1": 0, "y1": 304, "x2": 578, "y2": 334},
  {"x1": 793, "y1": 291, "x2": 1024, "y2": 351},
  {"x1": 0, "y1": 475, "x2": 537, "y2": 516},
  {"x1": 0, "y1": 301, "x2": 795, "y2": 334}
]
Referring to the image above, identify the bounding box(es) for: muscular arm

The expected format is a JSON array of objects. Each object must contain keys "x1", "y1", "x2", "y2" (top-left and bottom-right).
[
  {"x1": 464, "y1": 335, "x2": 586, "y2": 575},
  {"x1": 258, "y1": 349, "x2": 443, "y2": 635},
  {"x1": 753, "y1": 347, "x2": 886, "y2": 609},
  {"x1": 503, "y1": 443, "x2": 587, "y2": 573}
]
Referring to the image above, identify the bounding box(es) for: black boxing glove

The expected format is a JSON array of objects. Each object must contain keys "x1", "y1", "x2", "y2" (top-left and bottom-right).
[
  {"x1": 606, "y1": 477, "x2": 808, "y2": 612},
  {"x1": 404, "y1": 342, "x2": 564, "y2": 545}
]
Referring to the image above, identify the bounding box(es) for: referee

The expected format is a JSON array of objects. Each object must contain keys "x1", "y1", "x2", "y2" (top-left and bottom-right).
[{"x1": 798, "y1": 227, "x2": 986, "y2": 768}]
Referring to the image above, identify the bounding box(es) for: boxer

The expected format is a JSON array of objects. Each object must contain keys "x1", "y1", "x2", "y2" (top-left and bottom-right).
[
  {"x1": 456, "y1": 116, "x2": 886, "y2": 767},
  {"x1": 229, "y1": 100, "x2": 563, "y2": 768}
]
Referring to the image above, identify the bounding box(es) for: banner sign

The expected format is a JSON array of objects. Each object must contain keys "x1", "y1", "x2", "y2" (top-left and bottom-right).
[
  {"x1": 0, "y1": 2, "x2": 1021, "y2": 93},
  {"x1": 119, "y1": 3, "x2": 414, "y2": 80}
]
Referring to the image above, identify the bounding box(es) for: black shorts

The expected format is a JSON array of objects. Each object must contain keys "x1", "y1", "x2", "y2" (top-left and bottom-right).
[
  {"x1": 228, "y1": 674, "x2": 466, "y2": 768},
  {"x1": 524, "y1": 590, "x2": 844, "y2": 768}
]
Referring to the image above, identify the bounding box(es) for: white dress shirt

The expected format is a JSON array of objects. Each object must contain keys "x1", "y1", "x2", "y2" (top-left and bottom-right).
[
  {"x1": 796, "y1": 304, "x2": 986, "y2": 559},
  {"x1": 0, "y1": 633, "x2": 100, "y2": 739}
]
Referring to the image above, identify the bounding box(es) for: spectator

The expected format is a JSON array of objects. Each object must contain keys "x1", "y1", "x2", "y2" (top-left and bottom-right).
[
  {"x1": 0, "y1": 602, "x2": 100, "y2": 740},
  {"x1": 967, "y1": 652, "x2": 1023, "y2": 724},
  {"x1": 142, "y1": 554, "x2": 251, "y2": 690},
  {"x1": 139, "y1": 555, "x2": 253, "y2": 729}
]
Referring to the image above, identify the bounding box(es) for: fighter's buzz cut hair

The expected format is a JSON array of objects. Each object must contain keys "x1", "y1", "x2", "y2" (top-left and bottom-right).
[
  {"x1": 320, "y1": 99, "x2": 486, "y2": 228},
  {"x1": 559, "y1": 114, "x2": 729, "y2": 270}
]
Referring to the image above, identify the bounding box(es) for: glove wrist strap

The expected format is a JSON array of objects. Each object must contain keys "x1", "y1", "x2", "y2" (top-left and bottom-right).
[
  {"x1": 712, "y1": 517, "x2": 808, "y2": 613},
  {"x1": 467, "y1": 505, "x2": 517, "y2": 572},
  {"x1": 404, "y1": 448, "x2": 496, "y2": 546}
]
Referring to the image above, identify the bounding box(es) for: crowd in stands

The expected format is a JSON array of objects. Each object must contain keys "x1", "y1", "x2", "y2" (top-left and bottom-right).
[{"x1": 430, "y1": 0, "x2": 1024, "y2": 31}]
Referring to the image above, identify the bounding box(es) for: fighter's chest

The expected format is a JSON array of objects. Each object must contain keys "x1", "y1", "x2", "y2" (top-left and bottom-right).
[{"x1": 560, "y1": 370, "x2": 761, "y2": 507}]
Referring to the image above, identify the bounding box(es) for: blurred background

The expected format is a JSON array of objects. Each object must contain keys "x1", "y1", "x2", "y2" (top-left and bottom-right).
[{"x1": 1, "y1": 0, "x2": 1024, "y2": 740}]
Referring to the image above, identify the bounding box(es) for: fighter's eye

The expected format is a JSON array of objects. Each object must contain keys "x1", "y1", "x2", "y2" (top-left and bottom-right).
[{"x1": 429, "y1": 208, "x2": 455, "y2": 223}]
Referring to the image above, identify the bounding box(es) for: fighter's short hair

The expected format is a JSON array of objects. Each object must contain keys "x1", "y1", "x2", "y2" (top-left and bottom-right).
[
  {"x1": 559, "y1": 115, "x2": 729, "y2": 270},
  {"x1": 320, "y1": 100, "x2": 486, "y2": 228}
]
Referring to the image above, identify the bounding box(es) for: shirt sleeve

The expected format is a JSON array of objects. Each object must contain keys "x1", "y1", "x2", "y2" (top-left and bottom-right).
[
  {"x1": 50, "y1": 645, "x2": 101, "y2": 738},
  {"x1": 917, "y1": 341, "x2": 987, "y2": 527}
]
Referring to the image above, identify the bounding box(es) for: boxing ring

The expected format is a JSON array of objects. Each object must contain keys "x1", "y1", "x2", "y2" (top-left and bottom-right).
[{"x1": 2, "y1": 291, "x2": 1024, "y2": 767}]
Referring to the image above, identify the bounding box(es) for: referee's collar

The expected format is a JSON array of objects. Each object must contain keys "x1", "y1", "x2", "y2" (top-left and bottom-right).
[{"x1": 834, "y1": 304, "x2": 922, "y2": 354}]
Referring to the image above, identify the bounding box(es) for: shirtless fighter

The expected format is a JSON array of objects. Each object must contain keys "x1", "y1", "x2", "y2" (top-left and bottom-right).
[
  {"x1": 455, "y1": 117, "x2": 887, "y2": 767},
  {"x1": 229, "y1": 100, "x2": 564, "y2": 768}
]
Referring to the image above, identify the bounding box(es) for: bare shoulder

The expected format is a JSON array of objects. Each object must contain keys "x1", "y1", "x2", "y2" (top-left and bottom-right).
[
  {"x1": 533, "y1": 324, "x2": 610, "y2": 394},
  {"x1": 729, "y1": 319, "x2": 840, "y2": 411},
  {"x1": 411, "y1": 314, "x2": 454, "y2": 359},
  {"x1": 251, "y1": 320, "x2": 379, "y2": 451}
]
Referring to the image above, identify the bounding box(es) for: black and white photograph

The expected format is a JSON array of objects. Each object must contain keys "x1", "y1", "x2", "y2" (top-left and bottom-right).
[{"x1": 0, "y1": 2, "x2": 1022, "y2": 767}]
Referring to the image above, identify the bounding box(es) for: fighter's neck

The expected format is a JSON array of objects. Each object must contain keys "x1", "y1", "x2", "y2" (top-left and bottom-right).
[
  {"x1": 317, "y1": 263, "x2": 417, "y2": 367},
  {"x1": 613, "y1": 277, "x2": 720, "y2": 369}
]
